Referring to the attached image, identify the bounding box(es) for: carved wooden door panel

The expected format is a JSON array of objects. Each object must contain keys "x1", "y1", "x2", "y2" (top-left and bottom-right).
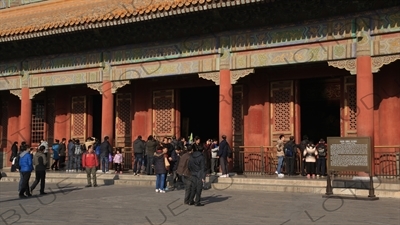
[
  {"x1": 153, "y1": 90, "x2": 175, "y2": 139},
  {"x1": 115, "y1": 93, "x2": 132, "y2": 148},
  {"x1": 71, "y1": 96, "x2": 87, "y2": 143},
  {"x1": 270, "y1": 81, "x2": 294, "y2": 145},
  {"x1": 342, "y1": 77, "x2": 357, "y2": 137},
  {"x1": 232, "y1": 85, "x2": 244, "y2": 171}
]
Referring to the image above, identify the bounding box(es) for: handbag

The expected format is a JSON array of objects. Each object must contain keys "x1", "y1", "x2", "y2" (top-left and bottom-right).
[{"x1": 164, "y1": 157, "x2": 170, "y2": 170}]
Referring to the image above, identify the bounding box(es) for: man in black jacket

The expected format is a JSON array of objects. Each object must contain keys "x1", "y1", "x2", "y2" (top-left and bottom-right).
[
  {"x1": 133, "y1": 135, "x2": 145, "y2": 175},
  {"x1": 217, "y1": 135, "x2": 231, "y2": 178},
  {"x1": 188, "y1": 136, "x2": 205, "y2": 206},
  {"x1": 10, "y1": 141, "x2": 18, "y2": 172},
  {"x1": 59, "y1": 138, "x2": 67, "y2": 171},
  {"x1": 100, "y1": 136, "x2": 112, "y2": 173},
  {"x1": 284, "y1": 136, "x2": 298, "y2": 176}
]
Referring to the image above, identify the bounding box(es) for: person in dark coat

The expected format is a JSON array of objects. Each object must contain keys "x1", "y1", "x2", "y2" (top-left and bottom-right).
[
  {"x1": 59, "y1": 138, "x2": 67, "y2": 171},
  {"x1": 30, "y1": 146, "x2": 47, "y2": 195},
  {"x1": 145, "y1": 135, "x2": 158, "y2": 175},
  {"x1": 152, "y1": 146, "x2": 167, "y2": 193},
  {"x1": 100, "y1": 136, "x2": 112, "y2": 173},
  {"x1": 133, "y1": 135, "x2": 145, "y2": 175},
  {"x1": 10, "y1": 141, "x2": 18, "y2": 172},
  {"x1": 188, "y1": 136, "x2": 205, "y2": 206},
  {"x1": 217, "y1": 135, "x2": 231, "y2": 178},
  {"x1": 176, "y1": 146, "x2": 192, "y2": 204}
]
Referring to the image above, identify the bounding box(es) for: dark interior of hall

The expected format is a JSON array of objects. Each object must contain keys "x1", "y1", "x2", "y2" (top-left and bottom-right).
[
  {"x1": 300, "y1": 78, "x2": 341, "y2": 144},
  {"x1": 92, "y1": 94, "x2": 102, "y2": 140},
  {"x1": 180, "y1": 86, "x2": 219, "y2": 143}
]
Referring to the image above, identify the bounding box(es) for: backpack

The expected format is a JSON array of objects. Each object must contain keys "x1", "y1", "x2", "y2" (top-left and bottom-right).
[
  {"x1": 95, "y1": 145, "x2": 101, "y2": 155},
  {"x1": 317, "y1": 144, "x2": 327, "y2": 157},
  {"x1": 284, "y1": 143, "x2": 294, "y2": 157},
  {"x1": 74, "y1": 145, "x2": 82, "y2": 155}
]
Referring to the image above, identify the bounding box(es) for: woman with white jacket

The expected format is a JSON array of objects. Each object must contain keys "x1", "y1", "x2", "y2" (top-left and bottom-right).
[{"x1": 303, "y1": 143, "x2": 318, "y2": 179}]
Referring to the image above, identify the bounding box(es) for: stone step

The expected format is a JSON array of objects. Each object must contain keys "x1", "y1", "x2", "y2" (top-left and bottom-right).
[{"x1": 2, "y1": 172, "x2": 399, "y2": 198}]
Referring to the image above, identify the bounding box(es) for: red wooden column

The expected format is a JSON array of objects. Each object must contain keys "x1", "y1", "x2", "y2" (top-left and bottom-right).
[
  {"x1": 219, "y1": 69, "x2": 233, "y2": 148},
  {"x1": 20, "y1": 87, "x2": 31, "y2": 144},
  {"x1": 102, "y1": 80, "x2": 114, "y2": 145},
  {"x1": 356, "y1": 38, "x2": 374, "y2": 176}
]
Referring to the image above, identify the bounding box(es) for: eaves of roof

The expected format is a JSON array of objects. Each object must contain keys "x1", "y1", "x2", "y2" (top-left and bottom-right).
[{"x1": 0, "y1": 0, "x2": 272, "y2": 43}]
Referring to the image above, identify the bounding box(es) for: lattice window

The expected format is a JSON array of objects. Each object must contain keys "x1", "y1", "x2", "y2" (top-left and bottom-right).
[
  {"x1": 116, "y1": 95, "x2": 131, "y2": 136},
  {"x1": 1, "y1": 100, "x2": 8, "y2": 148},
  {"x1": 348, "y1": 86, "x2": 357, "y2": 130},
  {"x1": 154, "y1": 97, "x2": 173, "y2": 134},
  {"x1": 71, "y1": 96, "x2": 86, "y2": 140},
  {"x1": 46, "y1": 98, "x2": 55, "y2": 145},
  {"x1": 31, "y1": 100, "x2": 45, "y2": 144},
  {"x1": 233, "y1": 92, "x2": 243, "y2": 132},
  {"x1": 273, "y1": 90, "x2": 291, "y2": 132}
]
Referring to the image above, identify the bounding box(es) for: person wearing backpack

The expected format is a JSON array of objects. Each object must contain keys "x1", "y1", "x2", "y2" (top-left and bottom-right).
[
  {"x1": 73, "y1": 139, "x2": 83, "y2": 172},
  {"x1": 51, "y1": 140, "x2": 60, "y2": 171},
  {"x1": 303, "y1": 143, "x2": 318, "y2": 179},
  {"x1": 299, "y1": 135, "x2": 309, "y2": 176},
  {"x1": 315, "y1": 139, "x2": 328, "y2": 177},
  {"x1": 284, "y1": 136, "x2": 297, "y2": 176}
]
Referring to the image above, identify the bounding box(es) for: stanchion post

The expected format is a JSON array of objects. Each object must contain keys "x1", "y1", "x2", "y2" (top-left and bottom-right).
[{"x1": 325, "y1": 170, "x2": 333, "y2": 195}]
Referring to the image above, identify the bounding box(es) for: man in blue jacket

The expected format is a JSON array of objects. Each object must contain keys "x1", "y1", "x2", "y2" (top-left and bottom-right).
[{"x1": 19, "y1": 146, "x2": 34, "y2": 198}]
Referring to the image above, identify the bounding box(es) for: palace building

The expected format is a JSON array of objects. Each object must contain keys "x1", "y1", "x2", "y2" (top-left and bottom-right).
[{"x1": 0, "y1": 0, "x2": 399, "y2": 173}]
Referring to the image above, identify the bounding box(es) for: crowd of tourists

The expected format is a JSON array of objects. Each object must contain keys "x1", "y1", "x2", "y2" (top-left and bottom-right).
[
  {"x1": 275, "y1": 135, "x2": 328, "y2": 178},
  {"x1": 8, "y1": 134, "x2": 233, "y2": 204}
]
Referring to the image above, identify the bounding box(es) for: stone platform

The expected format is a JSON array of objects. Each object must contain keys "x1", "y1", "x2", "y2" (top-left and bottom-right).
[{"x1": 1, "y1": 170, "x2": 399, "y2": 199}]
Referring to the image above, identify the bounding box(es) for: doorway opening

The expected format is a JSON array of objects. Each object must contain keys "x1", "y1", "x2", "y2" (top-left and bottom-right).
[
  {"x1": 180, "y1": 86, "x2": 219, "y2": 142},
  {"x1": 92, "y1": 95, "x2": 102, "y2": 140},
  {"x1": 300, "y1": 78, "x2": 341, "y2": 143}
]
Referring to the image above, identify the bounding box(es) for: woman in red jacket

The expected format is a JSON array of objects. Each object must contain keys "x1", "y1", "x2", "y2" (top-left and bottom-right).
[{"x1": 82, "y1": 145, "x2": 99, "y2": 187}]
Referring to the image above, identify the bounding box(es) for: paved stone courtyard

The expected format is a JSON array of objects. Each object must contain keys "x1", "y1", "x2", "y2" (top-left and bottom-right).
[{"x1": 0, "y1": 182, "x2": 399, "y2": 225}]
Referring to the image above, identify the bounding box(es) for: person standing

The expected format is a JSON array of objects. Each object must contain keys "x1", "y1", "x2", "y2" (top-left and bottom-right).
[
  {"x1": 10, "y1": 141, "x2": 18, "y2": 172},
  {"x1": 145, "y1": 135, "x2": 158, "y2": 175},
  {"x1": 30, "y1": 146, "x2": 47, "y2": 195},
  {"x1": 316, "y1": 139, "x2": 328, "y2": 177},
  {"x1": 152, "y1": 146, "x2": 167, "y2": 193},
  {"x1": 304, "y1": 143, "x2": 318, "y2": 179},
  {"x1": 51, "y1": 139, "x2": 60, "y2": 170},
  {"x1": 275, "y1": 135, "x2": 285, "y2": 176},
  {"x1": 74, "y1": 139, "x2": 83, "y2": 172},
  {"x1": 210, "y1": 139, "x2": 219, "y2": 175},
  {"x1": 82, "y1": 145, "x2": 99, "y2": 187},
  {"x1": 217, "y1": 135, "x2": 231, "y2": 178},
  {"x1": 113, "y1": 148, "x2": 123, "y2": 174},
  {"x1": 299, "y1": 135, "x2": 310, "y2": 176},
  {"x1": 67, "y1": 139, "x2": 75, "y2": 172},
  {"x1": 284, "y1": 136, "x2": 297, "y2": 176},
  {"x1": 133, "y1": 135, "x2": 145, "y2": 175},
  {"x1": 18, "y1": 146, "x2": 33, "y2": 198},
  {"x1": 100, "y1": 136, "x2": 112, "y2": 173},
  {"x1": 188, "y1": 136, "x2": 205, "y2": 206},
  {"x1": 59, "y1": 138, "x2": 67, "y2": 171},
  {"x1": 39, "y1": 139, "x2": 49, "y2": 170},
  {"x1": 176, "y1": 146, "x2": 192, "y2": 204}
]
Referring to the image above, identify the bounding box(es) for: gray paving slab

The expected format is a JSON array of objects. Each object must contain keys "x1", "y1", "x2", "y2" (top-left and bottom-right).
[{"x1": 0, "y1": 182, "x2": 399, "y2": 225}]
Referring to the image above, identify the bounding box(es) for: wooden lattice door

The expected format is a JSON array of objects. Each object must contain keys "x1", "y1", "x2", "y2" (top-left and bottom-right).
[
  {"x1": 232, "y1": 85, "x2": 244, "y2": 171},
  {"x1": 115, "y1": 93, "x2": 132, "y2": 148},
  {"x1": 153, "y1": 90, "x2": 175, "y2": 139},
  {"x1": 342, "y1": 76, "x2": 357, "y2": 137},
  {"x1": 46, "y1": 98, "x2": 55, "y2": 145},
  {"x1": 71, "y1": 96, "x2": 87, "y2": 143},
  {"x1": 270, "y1": 81, "x2": 295, "y2": 145}
]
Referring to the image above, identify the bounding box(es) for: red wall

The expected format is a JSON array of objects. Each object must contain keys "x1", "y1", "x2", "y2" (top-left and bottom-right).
[{"x1": 373, "y1": 61, "x2": 400, "y2": 147}]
